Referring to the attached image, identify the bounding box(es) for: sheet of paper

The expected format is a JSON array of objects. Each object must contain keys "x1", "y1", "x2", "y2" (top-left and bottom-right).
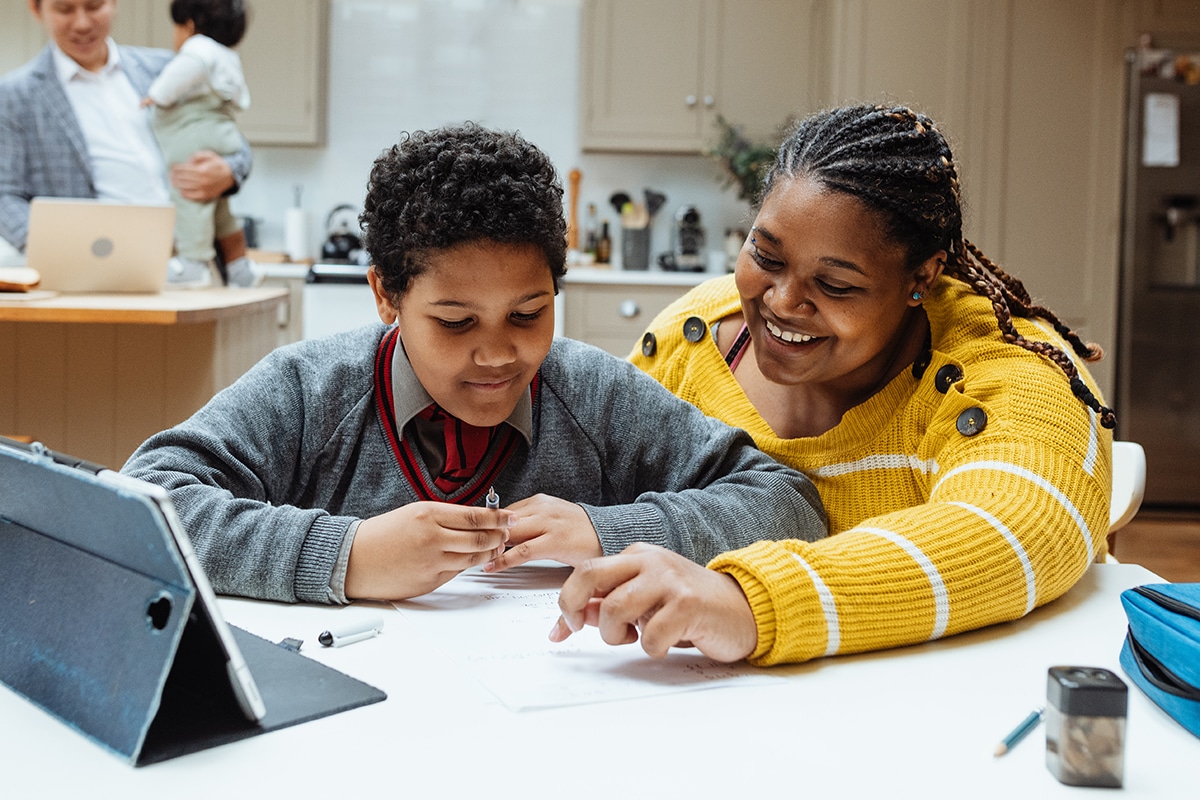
[
  {"x1": 1143, "y1": 92, "x2": 1180, "y2": 167},
  {"x1": 392, "y1": 563, "x2": 783, "y2": 711}
]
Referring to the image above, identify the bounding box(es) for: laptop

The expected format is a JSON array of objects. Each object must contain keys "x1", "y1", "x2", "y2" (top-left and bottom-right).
[
  {"x1": 0, "y1": 437, "x2": 386, "y2": 765},
  {"x1": 24, "y1": 197, "x2": 175, "y2": 293}
]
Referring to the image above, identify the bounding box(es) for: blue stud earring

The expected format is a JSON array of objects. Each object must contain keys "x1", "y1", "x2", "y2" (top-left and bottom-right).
[{"x1": 912, "y1": 291, "x2": 923, "y2": 301}]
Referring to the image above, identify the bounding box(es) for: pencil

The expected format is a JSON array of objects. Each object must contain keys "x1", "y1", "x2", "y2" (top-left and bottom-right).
[
  {"x1": 994, "y1": 707, "x2": 1044, "y2": 757},
  {"x1": 486, "y1": 486, "x2": 500, "y2": 509}
]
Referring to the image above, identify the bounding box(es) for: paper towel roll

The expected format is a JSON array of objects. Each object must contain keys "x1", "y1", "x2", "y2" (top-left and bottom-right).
[{"x1": 285, "y1": 208, "x2": 309, "y2": 262}]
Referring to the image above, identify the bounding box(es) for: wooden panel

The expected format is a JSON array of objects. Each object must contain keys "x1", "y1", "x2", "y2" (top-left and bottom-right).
[
  {"x1": 163, "y1": 322, "x2": 218, "y2": 433},
  {"x1": 65, "y1": 323, "x2": 117, "y2": 466},
  {"x1": 237, "y1": 0, "x2": 328, "y2": 145},
  {"x1": 564, "y1": 282, "x2": 692, "y2": 356},
  {"x1": 13, "y1": 322, "x2": 67, "y2": 451},
  {"x1": 714, "y1": 0, "x2": 825, "y2": 140},
  {"x1": 1134, "y1": 0, "x2": 1200, "y2": 37},
  {"x1": 581, "y1": 0, "x2": 706, "y2": 151},
  {"x1": 2, "y1": 297, "x2": 281, "y2": 468},
  {"x1": 109, "y1": 0, "x2": 174, "y2": 48},
  {"x1": 114, "y1": 324, "x2": 167, "y2": 467},
  {"x1": 0, "y1": 321, "x2": 16, "y2": 437},
  {"x1": 0, "y1": 5, "x2": 45, "y2": 76},
  {"x1": 829, "y1": 0, "x2": 970, "y2": 129},
  {"x1": 998, "y1": 0, "x2": 1125, "y2": 394}
]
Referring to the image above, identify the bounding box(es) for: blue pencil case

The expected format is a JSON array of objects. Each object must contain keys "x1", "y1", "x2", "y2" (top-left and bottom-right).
[{"x1": 1119, "y1": 583, "x2": 1200, "y2": 739}]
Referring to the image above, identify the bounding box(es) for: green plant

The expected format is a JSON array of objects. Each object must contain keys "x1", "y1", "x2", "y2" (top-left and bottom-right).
[{"x1": 707, "y1": 115, "x2": 786, "y2": 203}]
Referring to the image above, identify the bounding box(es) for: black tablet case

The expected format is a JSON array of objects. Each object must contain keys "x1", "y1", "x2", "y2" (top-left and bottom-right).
[{"x1": 0, "y1": 440, "x2": 386, "y2": 766}]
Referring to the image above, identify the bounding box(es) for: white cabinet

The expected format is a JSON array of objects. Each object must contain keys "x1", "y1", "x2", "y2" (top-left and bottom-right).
[
  {"x1": 562, "y1": 269, "x2": 711, "y2": 356},
  {"x1": 235, "y1": 0, "x2": 328, "y2": 146},
  {"x1": 0, "y1": 0, "x2": 327, "y2": 148},
  {"x1": 580, "y1": 0, "x2": 824, "y2": 153}
]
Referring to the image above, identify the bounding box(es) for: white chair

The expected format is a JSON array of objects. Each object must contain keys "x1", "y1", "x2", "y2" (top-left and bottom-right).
[
  {"x1": 1109, "y1": 440, "x2": 1147, "y2": 534},
  {"x1": 1104, "y1": 440, "x2": 1147, "y2": 563}
]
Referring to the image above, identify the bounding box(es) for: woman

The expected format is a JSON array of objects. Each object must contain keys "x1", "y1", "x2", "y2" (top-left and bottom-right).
[{"x1": 550, "y1": 104, "x2": 1113, "y2": 666}]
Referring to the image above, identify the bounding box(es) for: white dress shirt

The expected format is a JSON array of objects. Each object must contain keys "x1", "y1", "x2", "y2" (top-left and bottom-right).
[{"x1": 52, "y1": 40, "x2": 169, "y2": 205}]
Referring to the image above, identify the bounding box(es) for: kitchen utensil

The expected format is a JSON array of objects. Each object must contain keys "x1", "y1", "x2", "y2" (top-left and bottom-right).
[
  {"x1": 609, "y1": 192, "x2": 631, "y2": 216},
  {"x1": 567, "y1": 169, "x2": 582, "y2": 250},
  {"x1": 644, "y1": 189, "x2": 667, "y2": 220},
  {"x1": 622, "y1": 227, "x2": 650, "y2": 270},
  {"x1": 620, "y1": 202, "x2": 649, "y2": 229}
]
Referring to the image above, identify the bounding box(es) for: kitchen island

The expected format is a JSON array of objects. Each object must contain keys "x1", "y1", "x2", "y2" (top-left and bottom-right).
[{"x1": 0, "y1": 287, "x2": 289, "y2": 469}]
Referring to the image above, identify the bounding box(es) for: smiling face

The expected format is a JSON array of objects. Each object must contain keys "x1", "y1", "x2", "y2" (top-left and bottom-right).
[
  {"x1": 370, "y1": 240, "x2": 555, "y2": 428},
  {"x1": 32, "y1": 0, "x2": 116, "y2": 72},
  {"x1": 735, "y1": 175, "x2": 943, "y2": 403}
]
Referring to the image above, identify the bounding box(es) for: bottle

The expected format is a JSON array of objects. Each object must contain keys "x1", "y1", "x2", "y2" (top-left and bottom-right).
[
  {"x1": 596, "y1": 221, "x2": 611, "y2": 264},
  {"x1": 584, "y1": 203, "x2": 599, "y2": 257}
]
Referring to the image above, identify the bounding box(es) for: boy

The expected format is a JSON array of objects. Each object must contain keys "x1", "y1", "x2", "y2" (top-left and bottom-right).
[{"x1": 121, "y1": 123, "x2": 827, "y2": 603}]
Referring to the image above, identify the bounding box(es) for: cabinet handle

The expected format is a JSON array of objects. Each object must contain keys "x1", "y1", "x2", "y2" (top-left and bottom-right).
[
  {"x1": 685, "y1": 95, "x2": 697, "y2": 107},
  {"x1": 703, "y1": 95, "x2": 714, "y2": 107},
  {"x1": 618, "y1": 299, "x2": 640, "y2": 319}
]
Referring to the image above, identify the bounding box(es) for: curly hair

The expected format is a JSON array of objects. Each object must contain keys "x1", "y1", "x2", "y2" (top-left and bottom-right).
[
  {"x1": 360, "y1": 123, "x2": 568, "y2": 300},
  {"x1": 763, "y1": 104, "x2": 1115, "y2": 429},
  {"x1": 170, "y1": 0, "x2": 246, "y2": 47}
]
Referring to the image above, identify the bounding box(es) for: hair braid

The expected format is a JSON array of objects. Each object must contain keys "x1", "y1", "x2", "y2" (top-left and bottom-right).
[
  {"x1": 764, "y1": 104, "x2": 1115, "y2": 429},
  {"x1": 961, "y1": 242, "x2": 1104, "y2": 363}
]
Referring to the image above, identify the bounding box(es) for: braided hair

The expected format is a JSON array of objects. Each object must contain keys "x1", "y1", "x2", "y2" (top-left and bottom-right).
[{"x1": 760, "y1": 104, "x2": 1115, "y2": 429}]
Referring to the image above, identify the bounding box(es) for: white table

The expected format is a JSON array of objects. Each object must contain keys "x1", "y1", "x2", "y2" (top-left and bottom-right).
[{"x1": 2, "y1": 563, "x2": 1196, "y2": 798}]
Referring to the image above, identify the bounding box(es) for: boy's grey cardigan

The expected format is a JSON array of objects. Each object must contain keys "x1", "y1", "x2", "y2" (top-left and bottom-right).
[{"x1": 122, "y1": 326, "x2": 827, "y2": 603}]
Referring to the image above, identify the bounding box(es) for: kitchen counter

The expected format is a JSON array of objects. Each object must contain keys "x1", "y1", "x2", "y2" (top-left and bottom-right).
[
  {"x1": 0, "y1": 286, "x2": 286, "y2": 324},
  {"x1": 562, "y1": 265, "x2": 724, "y2": 287},
  {"x1": 0, "y1": 288, "x2": 288, "y2": 469}
]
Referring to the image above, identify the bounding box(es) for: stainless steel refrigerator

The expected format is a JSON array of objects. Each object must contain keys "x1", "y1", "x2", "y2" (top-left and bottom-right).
[{"x1": 1117, "y1": 45, "x2": 1200, "y2": 507}]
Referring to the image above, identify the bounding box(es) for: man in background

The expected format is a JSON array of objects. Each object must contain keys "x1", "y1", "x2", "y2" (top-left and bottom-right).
[{"x1": 0, "y1": 0, "x2": 253, "y2": 287}]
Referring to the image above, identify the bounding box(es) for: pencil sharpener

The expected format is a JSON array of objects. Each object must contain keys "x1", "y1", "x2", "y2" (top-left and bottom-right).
[{"x1": 1045, "y1": 666, "x2": 1128, "y2": 788}]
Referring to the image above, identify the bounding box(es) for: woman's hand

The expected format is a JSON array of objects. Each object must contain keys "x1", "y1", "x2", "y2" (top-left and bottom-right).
[
  {"x1": 549, "y1": 543, "x2": 758, "y2": 663},
  {"x1": 481, "y1": 493, "x2": 603, "y2": 572},
  {"x1": 345, "y1": 501, "x2": 514, "y2": 600}
]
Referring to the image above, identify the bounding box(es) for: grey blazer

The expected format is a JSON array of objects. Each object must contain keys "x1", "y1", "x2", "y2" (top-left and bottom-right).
[{"x1": 0, "y1": 44, "x2": 252, "y2": 251}]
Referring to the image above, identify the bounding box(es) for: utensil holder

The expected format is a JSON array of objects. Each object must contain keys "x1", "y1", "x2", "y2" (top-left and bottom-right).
[{"x1": 621, "y1": 227, "x2": 649, "y2": 270}]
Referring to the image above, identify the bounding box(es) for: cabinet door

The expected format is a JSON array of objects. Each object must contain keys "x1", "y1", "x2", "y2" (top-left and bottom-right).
[
  {"x1": 0, "y1": 8, "x2": 45, "y2": 77},
  {"x1": 563, "y1": 283, "x2": 693, "y2": 356},
  {"x1": 237, "y1": 0, "x2": 328, "y2": 146},
  {"x1": 109, "y1": 0, "x2": 174, "y2": 47},
  {"x1": 581, "y1": 0, "x2": 819, "y2": 153},
  {"x1": 581, "y1": 0, "x2": 710, "y2": 152},
  {"x1": 709, "y1": 0, "x2": 823, "y2": 143},
  {"x1": 104, "y1": 0, "x2": 328, "y2": 147}
]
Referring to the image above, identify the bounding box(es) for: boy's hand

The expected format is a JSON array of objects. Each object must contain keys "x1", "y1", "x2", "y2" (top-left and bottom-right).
[
  {"x1": 548, "y1": 543, "x2": 758, "y2": 663},
  {"x1": 345, "y1": 501, "x2": 514, "y2": 600},
  {"x1": 481, "y1": 493, "x2": 602, "y2": 572}
]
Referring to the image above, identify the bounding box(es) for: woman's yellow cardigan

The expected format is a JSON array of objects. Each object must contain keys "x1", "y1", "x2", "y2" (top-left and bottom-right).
[{"x1": 631, "y1": 274, "x2": 1112, "y2": 666}]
